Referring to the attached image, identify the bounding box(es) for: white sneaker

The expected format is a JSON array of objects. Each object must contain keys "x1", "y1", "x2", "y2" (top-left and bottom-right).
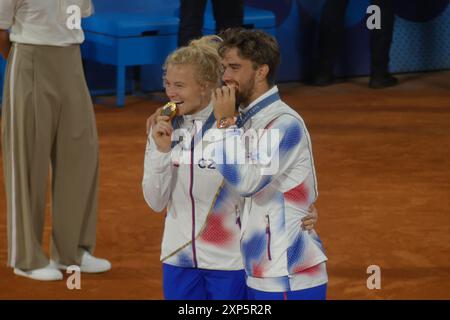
[
  {"x1": 14, "y1": 264, "x2": 63, "y2": 281},
  {"x1": 50, "y1": 251, "x2": 111, "y2": 274}
]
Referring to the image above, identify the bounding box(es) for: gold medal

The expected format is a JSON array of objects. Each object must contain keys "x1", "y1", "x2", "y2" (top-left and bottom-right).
[{"x1": 161, "y1": 102, "x2": 178, "y2": 120}]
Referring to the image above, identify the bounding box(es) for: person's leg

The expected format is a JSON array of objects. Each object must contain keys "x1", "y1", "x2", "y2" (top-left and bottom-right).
[
  {"x1": 202, "y1": 269, "x2": 248, "y2": 300},
  {"x1": 313, "y1": 0, "x2": 349, "y2": 85},
  {"x1": 163, "y1": 264, "x2": 208, "y2": 300},
  {"x1": 2, "y1": 44, "x2": 56, "y2": 272},
  {"x1": 211, "y1": 0, "x2": 244, "y2": 34},
  {"x1": 247, "y1": 283, "x2": 327, "y2": 300},
  {"x1": 178, "y1": 0, "x2": 207, "y2": 47},
  {"x1": 369, "y1": 0, "x2": 397, "y2": 88},
  {"x1": 49, "y1": 45, "x2": 100, "y2": 267}
]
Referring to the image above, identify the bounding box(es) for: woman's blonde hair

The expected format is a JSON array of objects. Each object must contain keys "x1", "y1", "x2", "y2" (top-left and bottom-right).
[{"x1": 163, "y1": 35, "x2": 223, "y2": 86}]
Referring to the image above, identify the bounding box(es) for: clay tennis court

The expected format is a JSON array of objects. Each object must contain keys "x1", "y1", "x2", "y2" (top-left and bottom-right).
[{"x1": 1, "y1": 71, "x2": 449, "y2": 299}]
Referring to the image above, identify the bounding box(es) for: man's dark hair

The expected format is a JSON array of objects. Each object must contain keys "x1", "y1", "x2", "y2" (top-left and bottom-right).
[{"x1": 218, "y1": 28, "x2": 281, "y2": 85}]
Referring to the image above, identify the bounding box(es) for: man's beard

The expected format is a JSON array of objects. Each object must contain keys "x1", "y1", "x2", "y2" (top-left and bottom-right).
[
  {"x1": 235, "y1": 90, "x2": 244, "y2": 109},
  {"x1": 237, "y1": 76, "x2": 256, "y2": 108}
]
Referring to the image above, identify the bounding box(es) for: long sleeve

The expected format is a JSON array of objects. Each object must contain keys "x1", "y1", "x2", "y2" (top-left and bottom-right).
[
  {"x1": 142, "y1": 130, "x2": 173, "y2": 213},
  {"x1": 0, "y1": 0, "x2": 16, "y2": 30},
  {"x1": 213, "y1": 114, "x2": 315, "y2": 198}
]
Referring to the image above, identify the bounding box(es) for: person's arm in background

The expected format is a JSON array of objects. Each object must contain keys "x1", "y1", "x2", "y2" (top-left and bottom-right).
[
  {"x1": 0, "y1": 30, "x2": 11, "y2": 59},
  {"x1": 0, "y1": 0, "x2": 15, "y2": 59},
  {"x1": 81, "y1": 0, "x2": 95, "y2": 18}
]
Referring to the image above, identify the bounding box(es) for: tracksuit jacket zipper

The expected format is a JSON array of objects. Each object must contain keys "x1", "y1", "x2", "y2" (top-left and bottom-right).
[
  {"x1": 189, "y1": 124, "x2": 198, "y2": 268},
  {"x1": 266, "y1": 215, "x2": 272, "y2": 261}
]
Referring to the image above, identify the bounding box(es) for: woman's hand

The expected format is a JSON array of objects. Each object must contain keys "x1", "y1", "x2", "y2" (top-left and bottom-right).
[
  {"x1": 146, "y1": 106, "x2": 163, "y2": 135},
  {"x1": 302, "y1": 204, "x2": 318, "y2": 231},
  {"x1": 151, "y1": 115, "x2": 173, "y2": 153}
]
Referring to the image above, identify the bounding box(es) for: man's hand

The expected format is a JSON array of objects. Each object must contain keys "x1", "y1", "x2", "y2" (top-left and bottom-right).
[
  {"x1": 212, "y1": 85, "x2": 236, "y2": 121},
  {"x1": 0, "y1": 30, "x2": 11, "y2": 60},
  {"x1": 302, "y1": 204, "x2": 318, "y2": 231}
]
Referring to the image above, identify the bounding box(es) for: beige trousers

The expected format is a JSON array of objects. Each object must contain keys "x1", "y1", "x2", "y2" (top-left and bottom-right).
[{"x1": 1, "y1": 43, "x2": 99, "y2": 270}]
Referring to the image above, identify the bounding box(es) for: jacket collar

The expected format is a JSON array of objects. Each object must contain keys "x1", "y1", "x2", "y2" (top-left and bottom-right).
[{"x1": 183, "y1": 103, "x2": 213, "y2": 123}]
